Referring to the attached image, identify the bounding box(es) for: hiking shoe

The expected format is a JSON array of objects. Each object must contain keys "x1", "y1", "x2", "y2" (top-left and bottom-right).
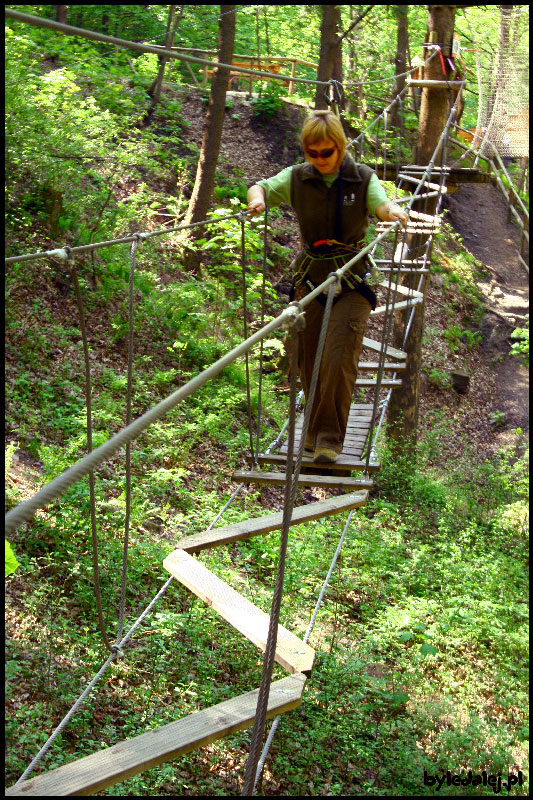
[
  {"x1": 303, "y1": 434, "x2": 314, "y2": 455},
  {"x1": 314, "y1": 447, "x2": 338, "y2": 464}
]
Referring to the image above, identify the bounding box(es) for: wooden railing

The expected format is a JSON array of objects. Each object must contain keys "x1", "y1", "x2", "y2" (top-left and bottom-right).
[{"x1": 155, "y1": 46, "x2": 318, "y2": 96}]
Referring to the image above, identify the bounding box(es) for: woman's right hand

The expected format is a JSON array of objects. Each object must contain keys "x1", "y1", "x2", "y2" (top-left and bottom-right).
[
  {"x1": 246, "y1": 185, "x2": 266, "y2": 215},
  {"x1": 247, "y1": 198, "x2": 266, "y2": 215}
]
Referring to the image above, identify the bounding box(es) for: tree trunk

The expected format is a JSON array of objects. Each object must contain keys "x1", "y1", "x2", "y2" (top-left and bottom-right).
[
  {"x1": 184, "y1": 6, "x2": 235, "y2": 237},
  {"x1": 389, "y1": 5, "x2": 408, "y2": 127},
  {"x1": 263, "y1": 7, "x2": 270, "y2": 57},
  {"x1": 146, "y1": 5, "x2": 178, "y2": 120},
  {"x1": 387, "y1": 5, "x2": 456, "y2": 459},
  {"x1": 55, "y1": 5, "x2": 67, "y2": 24},
  {"x1": 416, "y1": 9, "x2": 456, "y2": 163},
  {"x1": 315, "y1": 5, "x2": 342, "y2": 110},
  {"x1": 346, "y1": 5, "x2": 364, "y2": 118}
]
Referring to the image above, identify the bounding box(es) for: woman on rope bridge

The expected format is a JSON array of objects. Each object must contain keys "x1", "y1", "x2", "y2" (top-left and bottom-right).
[{"x1": 247, "y1": 110, "x2": 408, "y2": 464}]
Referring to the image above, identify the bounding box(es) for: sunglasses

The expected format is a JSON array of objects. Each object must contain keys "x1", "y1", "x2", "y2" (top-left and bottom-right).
[{"x1": 306, "y1": 147, "x2": 337, "y2": 159}]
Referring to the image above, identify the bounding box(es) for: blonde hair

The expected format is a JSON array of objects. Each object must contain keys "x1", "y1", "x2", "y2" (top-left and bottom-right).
[{"x1": 301, "y1": 110, "x2": 347, "y2": 164}]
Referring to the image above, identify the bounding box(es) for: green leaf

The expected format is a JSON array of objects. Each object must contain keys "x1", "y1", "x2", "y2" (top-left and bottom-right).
[
  {"x1": 390, "y1": 691, "x2": 409, "y2": 707},
  {"x1": 5, "y1": 540, "x2": 20, "y2": 578},
  {"x1": 397, "y1": 631, "x2": 414, "y2": 642},
  {"x1": 420, "y1": 642, "x2": 438, "y2": 656}
]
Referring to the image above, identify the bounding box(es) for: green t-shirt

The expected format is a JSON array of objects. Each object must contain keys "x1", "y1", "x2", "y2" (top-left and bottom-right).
[{"x1": 257, "y1": 165, "x2": 388, "y2": 216}]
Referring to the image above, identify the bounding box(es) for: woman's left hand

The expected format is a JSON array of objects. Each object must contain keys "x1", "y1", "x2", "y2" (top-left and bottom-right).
[{"x1": 376, "y1": 201, "x2": 409, "y2": 227}]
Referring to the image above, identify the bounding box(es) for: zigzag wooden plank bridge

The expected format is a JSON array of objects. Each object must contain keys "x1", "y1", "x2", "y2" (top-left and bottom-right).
[{"x1": 7, "y1": 403, "x2": 389, "y2": 794}]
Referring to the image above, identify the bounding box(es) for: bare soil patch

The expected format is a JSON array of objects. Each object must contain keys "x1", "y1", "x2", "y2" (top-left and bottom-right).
[{"x1": 443, "y1": 182, "x2": 529, "y2": 448}]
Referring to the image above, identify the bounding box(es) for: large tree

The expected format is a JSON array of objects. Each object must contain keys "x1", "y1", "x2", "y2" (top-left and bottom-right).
[
  {"x1": 389, "y1": 5, "x2": 409, "y2": 127},
  {"x1": 183, "y1": 5, "x2": 235, "y2": 231},
  {"x1": 145, "y1": 5, "x2": 185, "y2": 121},
  {"x1": 387, "y1": 4, "x2": 457, "y2": 455},
  {"x1": 315, "y1": 5, "x2": 373, "y2": 110}
]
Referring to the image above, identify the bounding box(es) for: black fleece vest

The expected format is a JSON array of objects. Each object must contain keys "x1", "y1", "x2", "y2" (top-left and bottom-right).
[{"x1": 290, "y1": 155, "x2": 375, "y2": 248}]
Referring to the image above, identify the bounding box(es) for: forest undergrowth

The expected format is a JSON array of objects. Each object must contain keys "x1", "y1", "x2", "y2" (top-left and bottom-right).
[{"x1": 5, "y1": 15, "x2": 529, "y2": 797}]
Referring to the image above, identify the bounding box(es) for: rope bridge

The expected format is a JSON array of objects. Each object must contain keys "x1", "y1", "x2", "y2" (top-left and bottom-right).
[{"x1": 5, "y1": 8, "x2": 486, "y2": 796}]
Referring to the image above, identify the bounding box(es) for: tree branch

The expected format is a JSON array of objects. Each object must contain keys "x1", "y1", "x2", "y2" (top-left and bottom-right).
[{"x1": 336, "y1": 5, "x2": 374, "y2": 44}]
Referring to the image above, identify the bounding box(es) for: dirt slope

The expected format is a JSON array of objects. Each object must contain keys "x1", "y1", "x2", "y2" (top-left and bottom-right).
[{"x1": 443, "y1": 182, "x2": 529, "y2": 446}]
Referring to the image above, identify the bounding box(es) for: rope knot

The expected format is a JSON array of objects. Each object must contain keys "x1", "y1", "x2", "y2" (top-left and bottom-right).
[
  {"x1": 111, "y1": 644, "x2": 125, "y2": 659},
  {"x1": 328, "y1": 271, "x2": 343, "y2": 297},
  {"x1": 46, "y1": 247, "x2": 70, "y2": 261},
  {"x1": 133, "y1": 232, "x2": 149, "y2": 246},
  {"x1": 283, "y1": 301, "x2": 305, "y2": 331}
]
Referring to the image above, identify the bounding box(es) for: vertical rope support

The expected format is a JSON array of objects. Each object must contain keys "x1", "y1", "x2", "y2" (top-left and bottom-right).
[
  {"x1": 383, "y1": 108, "x2": 388, "y2": 177},
  {"x1": 67, "y1": 248, "x2": 114, "y2": 653},
  {"x1": 254, "y1": 207, "x2": 268, "y2": 462},
  {"x1": 241, "y1": 318, "x2": 300, "y2": 797},
  {"x1": 240, "y1": 215, "x2": 256, "y2": 461},
  {"x1": 362, "y1": 221, "x2": 403, "y2": 470},
  {"x1": 115, "y1": 236, "x2": 138, "y2": 646}
]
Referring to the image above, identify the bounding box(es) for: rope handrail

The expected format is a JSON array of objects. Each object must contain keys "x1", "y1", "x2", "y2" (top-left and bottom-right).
[
  {"x1": 4, "y1": 8, "x2": 331, "y2": 88},
  {"x1": 4, "y1": 210, "x2": 253, "y2": 265},
  {"x1": 5, "y1": 221, "x2": 401, "y2": 538},
  {"x1": 5, "y1": 8, "x2": 441, "y2": 93}
]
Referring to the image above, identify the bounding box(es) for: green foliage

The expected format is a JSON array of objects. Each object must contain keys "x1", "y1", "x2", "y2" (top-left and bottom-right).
[
  {"x1": 443, "y1": 324, "x2": 482, "y2": 354},
  {"x1": 5, "y1": 540, "x2": 20, "y2": 578},
  {"x1": 425, "y1": 367, "x2": 453, "y2": 390},
  {"x1": 510, "y1": 316, "x2": 529, "y2": 366},
  {"x1": 251, "y1": 82, "x2": 286, "y2": 122}
]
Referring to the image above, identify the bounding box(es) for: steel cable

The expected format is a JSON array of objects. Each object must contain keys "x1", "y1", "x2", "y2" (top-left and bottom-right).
[
  {"x1": 4, "y1": 8, "x2": 332, "y2": 88},
  {"x1": 242, "y1": 280, "x2": 337, "y2": 795},
  {"x1": 115, "y1": 236, "x2": 138, "y2": 647},
  {"x1": 67, "y1": 251, "x2": 114, "y2": 652}
]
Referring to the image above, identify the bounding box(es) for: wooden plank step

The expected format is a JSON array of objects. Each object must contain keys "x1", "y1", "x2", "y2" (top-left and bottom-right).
[
  {"x1": 362, "y1": 336, "x2": 407, "y2": 360},
  {"x1": 406, "y1": 209, "x2": 441, "y2": 223},
  {"x1": 405, "y1": 78, "x2": 465, "y2": 88},
  {"x1": 374, "y1": 259, "x2": 428, "y2": 266},
  {"x1": 371, "y1": 297, "x2": 423, "y2": 316},
  {"x1": 163, "y1": 550, "x2": 315, "y2": 675},
  {"x1": 176, "y1": 491, "x2": 369, "y2": 553},
  {"x1": 397, "y1": 173, "x2": 447, "y2": 192},
  {"x1": 376, "y1": 267, "x2": 429, "y2": 274},
  {"x1": 356, "y1": 378, "x2": 402, "y2": 386},
  {"x1": 401, "y1": 165, "x2": 453, "y2": 172},
  {"x1": 377, "y1": 281, "x2": 423, "y2": 298},
  {"x1": 5, "y1": 674, "x2": 306, "y2": 797},
  {"x1": 358, "y1": 361, "x2": 406, "y2": 371},
  {"x1": 376, "y1": 224, "x2": 440, "y2": 235},
  {"x1": 256, "y1": 454, "x2": 380, "y2": 473},
  {"x1": 232, "y1": 471, "x2": 374, "y2": 489}
]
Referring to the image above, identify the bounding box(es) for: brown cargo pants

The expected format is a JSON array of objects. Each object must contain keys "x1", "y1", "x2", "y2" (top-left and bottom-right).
[{"x1": 294, "y1": 284, "x2": 372, "y2": 454}]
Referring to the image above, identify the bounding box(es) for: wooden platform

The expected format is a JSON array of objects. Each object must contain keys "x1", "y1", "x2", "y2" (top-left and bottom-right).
[
  {"x1": 232, "y1": 470, "x2": 374, "y2": 489},
  {"x1": 175, "y1": 491, "x2": 369, "y2": 553},
  {"x1": 373, "y1": 164, "x2": 492, "y2": 186},
  {"x1": 163, "y1": 550, "x2": 315, "y2": 675},
  {"x1": 276, "y1": 404, "x2": 376, "y2": 465},
  {"x1": 6, "y1": 674, "x2": 306, "y2": 797}
]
